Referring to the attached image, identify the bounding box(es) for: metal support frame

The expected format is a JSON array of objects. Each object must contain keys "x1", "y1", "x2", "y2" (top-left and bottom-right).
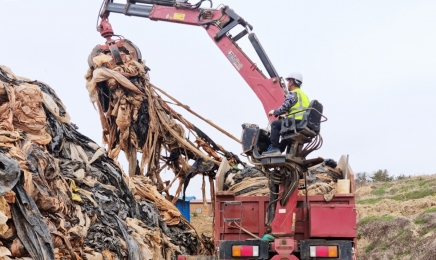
[
  {"x1": 248, "y1": 33, "x2": 279, "y2": 79},
  {"x1": 105, "y1": 2, "x2": 154, "y2": 17},
  {"x1": 213, "y1": 7, "x2": 252, "y2": 40},
  {"x1": 219, "y1": 201, "x2": 243, "y2": 240}
]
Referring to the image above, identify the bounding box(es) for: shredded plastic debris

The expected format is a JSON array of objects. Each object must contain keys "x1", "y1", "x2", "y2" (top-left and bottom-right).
[
  {"x1": 84, "y1": 52, "x2": 243, "y2": 203},
  {"x1": 307, "y1": 161, "x2": 343, "y2": 183},
  {"x1": 0, "y1": 65, "x2": 214, "y2": 259},
  {"x1": 223, "y1": 159, "x2": 345, "y2": 201},
  {"x1": 223, "y1": 167, "x2": 269, "y2": 196},
  {"x1": 297, "y1": 159, "x2": 344, "y2": 201}
]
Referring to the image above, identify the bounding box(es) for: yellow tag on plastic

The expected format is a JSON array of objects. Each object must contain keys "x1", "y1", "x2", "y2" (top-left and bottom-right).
[
  {"x1": 173, "y1": 13, "x2": 185, "y2": 20},
  {"x1": 70, "y1": 180, "x2": 82, "y2": 202},
  {"x1": 70, "y1": 180, "x2": 79, "y2": 192},
  {"x1": 72, "y1": 193, "x2": 83, "y2": 202}
]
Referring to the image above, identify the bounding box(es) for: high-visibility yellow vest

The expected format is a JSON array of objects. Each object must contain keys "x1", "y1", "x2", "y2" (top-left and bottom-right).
[{"x1": 288, "y1": 88, "x2": 310, "y2": 120}]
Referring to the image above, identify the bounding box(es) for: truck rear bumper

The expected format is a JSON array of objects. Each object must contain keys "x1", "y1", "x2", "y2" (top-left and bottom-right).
[{"x1": 177, "y1": 256, "x2": 217, "y2": 260}]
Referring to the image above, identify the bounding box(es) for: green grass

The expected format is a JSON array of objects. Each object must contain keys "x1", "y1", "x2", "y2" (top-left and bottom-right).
[
  {"x1": 372, "y1": 188, "x2": 386, "y2": 196},
  {"x1": 419, "y1": 181, "x2": 427, "y2": 187},
  {"x1": 389, "y1": 189, "x2": 435, "y2": 201},
  {"x1": 358, "y1": 188, "x2": 435, "y2": 204},
  {"x1": 382, "y1": 182, "x2": 394, "y2": 189},
  {"x1": 359, "y1": 215, "x2": 395, "y2": 225},
  {"x1": 390, "y1": 228, "x2": 410, "y2": 243},
  {"x1": 357, "y1": 197, "x2": 383, "y2": 204},
  {"x1": 398, "y1": 249, "x2": 411, "y2": 256},
  {"x1": 414, "y1": 217, "x2": 428, "y2": 225},
  {"x1": 404, "y1": 189, "x2": 434, "y2": 200},
  {"x1": 390, "y1": 194, "x2": 404, "y2": 201},
  {"x1": 389, "y1": 188, "x2": 398, "y2": 194},
  {"x1": 421, "y1": 227, "x2": 435, "y2": 235},
  {"x1": 365, "y1": 242, "x2": 376, "y2": 253},
  {"x1": 394, "y1": 229, "x2": 405, "y2": 238},
  {"x1": 400, "y1": 184, "x2": 416, "y2": 193},
  {"x1": 380, "y1": 245, "x2": 387, "y2": 250},
  {"x1": 423, "y1": 207, "x2": 436, "y2": 214}
]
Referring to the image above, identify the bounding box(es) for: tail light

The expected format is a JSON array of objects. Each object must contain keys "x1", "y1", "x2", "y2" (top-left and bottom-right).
[
  {"x1": 309, "y1": 245, "x2": 338, "y2": 258},
  {"x1": 232, "y1": 245, "x2": 259, "y2": 257}
]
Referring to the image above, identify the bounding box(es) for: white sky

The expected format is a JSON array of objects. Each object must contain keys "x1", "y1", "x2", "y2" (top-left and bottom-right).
[{"x1": 1, "y1": 0, "x2": 436, "y2": 199}]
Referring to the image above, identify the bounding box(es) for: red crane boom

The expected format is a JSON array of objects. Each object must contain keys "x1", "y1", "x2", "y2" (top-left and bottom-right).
[{"x1": 97, "y1": 0, "x2": 286, "y2": 118}]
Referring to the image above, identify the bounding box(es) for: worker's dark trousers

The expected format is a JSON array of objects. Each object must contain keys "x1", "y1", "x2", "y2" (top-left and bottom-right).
[{"x1": 270, "y1": 119, "x2": 301, "y2": 152}]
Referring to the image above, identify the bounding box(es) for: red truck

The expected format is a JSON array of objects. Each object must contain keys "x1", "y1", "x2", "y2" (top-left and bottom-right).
[
  {"x1": 96, "y1": 1, "x2": 358, "y2": 259},
  {"x1": 212, "y1": 153, "x2": 357, "y2": 260}
]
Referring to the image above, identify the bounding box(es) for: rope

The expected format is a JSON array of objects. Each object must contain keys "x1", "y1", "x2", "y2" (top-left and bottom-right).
[
  {"x1": 228, "y1": 177, "x2": 269, "y2": 196},
  {"x1": 228, "y1": 222, "x2": 261, "y2": 239},
  {"x1": 155, "y1": 103, "x2": 221, "y2": 165},
  {"x1": 152, "y1": 84, "x2": 242, "y2": 145}
]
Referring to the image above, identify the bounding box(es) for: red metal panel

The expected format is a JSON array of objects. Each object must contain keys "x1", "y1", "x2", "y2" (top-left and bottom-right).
[
  {"x1": 215, "y1": 194, "x2": 357, "y2": 247},
  {"x1": 214, "y1": 195, "x2": 269, "y2": 245},
  {"x1": 270, "y1": 189, "x2": 298, "y2": 236},
  {"x1": 309, "y1": 204, "x2": 356, "y2": 238},
  {"x1": 294, "y1": 206, "x2": 309, "y2": 241}
]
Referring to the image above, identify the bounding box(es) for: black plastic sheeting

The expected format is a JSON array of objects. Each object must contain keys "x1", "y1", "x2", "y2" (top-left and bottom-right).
[
  {"x1": 232, "y1": 166, "x2": 265, "y2": 183},
  {"x1": 308, "y1": 158, "x2": 342, "y2": 183},
  {"x1": 0, "y1": 152, "x2": 20, "y2": 196},
  {"x1": 323, "y1": 158, "x2": 338, "y2": 168},
  {"x1": 183, "y1": 157, "x2": 216, "y2": 199},
  {"x1": 132, "y1": 99, "x2": 150, "y2": 149},
  {"x1": 223, "y1": 166, "x2": 266, "y2": 191},
  {"x1": 193, "y1": 125, "x2": 220, "y2": 151},
  {"x1": 11, "y1": 183, "x2": 55, "y2": 260},
  {"x1": 97, "y1": 82, "x2": 110, "y2": 113}
]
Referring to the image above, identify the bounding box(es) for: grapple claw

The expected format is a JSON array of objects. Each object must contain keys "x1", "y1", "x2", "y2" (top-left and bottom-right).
[
  {"x1": 89, "y1": 16, "x2": 142, "y2": 68},
  {"x1": 88, "y1": 38, "x2": 142, "y2": 68}
]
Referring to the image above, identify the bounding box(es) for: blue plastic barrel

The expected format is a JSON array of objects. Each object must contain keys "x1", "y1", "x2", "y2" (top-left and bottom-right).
[{"x1": 175, "y1": 196, "x2": 196, "y2": 222}]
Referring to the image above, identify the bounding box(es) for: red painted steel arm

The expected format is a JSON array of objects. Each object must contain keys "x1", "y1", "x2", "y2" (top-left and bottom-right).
[{"x1": 102, "y1": 2, "x2": 285, "y2": 118}]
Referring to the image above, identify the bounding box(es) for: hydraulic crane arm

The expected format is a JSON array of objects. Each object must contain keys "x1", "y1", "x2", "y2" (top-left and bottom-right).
[{"x1": 99, "y1": 0, "x2": 286, "y2": 118}]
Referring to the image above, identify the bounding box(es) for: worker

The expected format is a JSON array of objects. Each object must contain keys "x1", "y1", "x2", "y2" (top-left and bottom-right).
[{"x1": 263, "y1": 71, "x2": 310, "y2": 155}]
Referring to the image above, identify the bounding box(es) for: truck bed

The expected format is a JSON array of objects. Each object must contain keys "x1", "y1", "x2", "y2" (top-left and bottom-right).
[{"x1": 214, "y1": 192, "x2": 357, "y2": 244}]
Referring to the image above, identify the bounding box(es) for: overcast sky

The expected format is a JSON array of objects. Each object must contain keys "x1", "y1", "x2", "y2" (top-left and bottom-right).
[{"x1": 1, "y1": 0, "x2": 435, "y2": 199}]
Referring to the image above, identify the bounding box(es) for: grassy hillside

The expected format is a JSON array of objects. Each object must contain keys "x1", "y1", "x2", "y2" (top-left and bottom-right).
[{"x1": 356, "y1": 174, "x2": 436, "y2": 260}]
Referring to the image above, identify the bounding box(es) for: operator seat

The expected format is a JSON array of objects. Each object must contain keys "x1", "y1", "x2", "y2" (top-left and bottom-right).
[
  {"x1": 240, "y1": 100, "x2": 324, "y2": 166},
  {"x1": 279, "y1": 100, "x2": 323, "y2": 157}
]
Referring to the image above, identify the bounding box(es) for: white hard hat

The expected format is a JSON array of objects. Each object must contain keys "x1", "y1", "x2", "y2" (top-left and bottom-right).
[{"x1": 285, "y1": 71, "x2": 303, "y2": 83}]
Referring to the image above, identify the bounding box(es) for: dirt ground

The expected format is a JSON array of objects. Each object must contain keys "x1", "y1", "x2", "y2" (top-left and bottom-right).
[{"x1": 190, "y1": 215, "x2": 214, "y2": 238}]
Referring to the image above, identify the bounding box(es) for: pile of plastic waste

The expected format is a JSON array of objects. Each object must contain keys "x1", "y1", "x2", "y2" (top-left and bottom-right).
[{"x1": 0, "y1": 65, "x2": 214, "y2": 259}]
